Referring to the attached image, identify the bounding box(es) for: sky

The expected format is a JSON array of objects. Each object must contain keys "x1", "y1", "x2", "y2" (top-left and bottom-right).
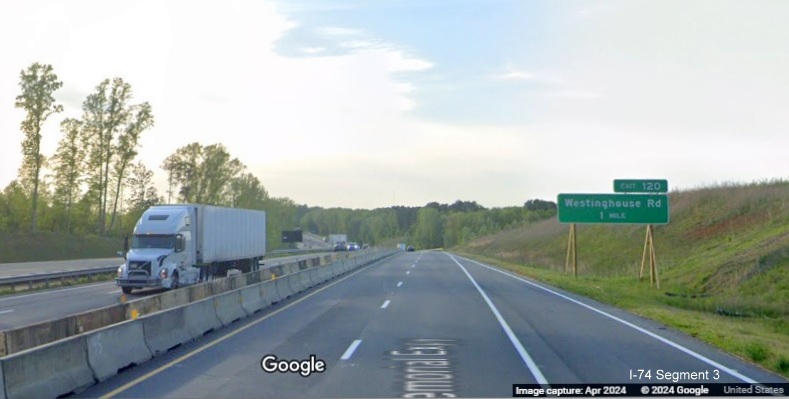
[{"x1": 1, "y1": 0, "x2": 788, "y2": 209}]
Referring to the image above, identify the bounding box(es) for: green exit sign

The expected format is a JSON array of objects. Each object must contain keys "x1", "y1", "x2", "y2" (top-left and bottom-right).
[
  {"x1": 614, "y1": 179, "x2": 668, "y2": 193},
  {"x1": 558, "y1": 194, "x2": 670, "y2": 224}
]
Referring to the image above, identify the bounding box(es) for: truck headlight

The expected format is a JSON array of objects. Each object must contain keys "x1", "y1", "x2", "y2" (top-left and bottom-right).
[
  {"x1": 160, "y1": 268, "x2": 168, "y2": 279},
  {"x1": 117, "y1": 264, "x2": 124, "y2": 278}
]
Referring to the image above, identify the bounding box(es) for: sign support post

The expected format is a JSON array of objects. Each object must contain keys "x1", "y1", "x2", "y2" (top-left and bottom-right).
[
  {"x1": 565, "y1": 223, "x2": 577, "y2": 277},
  {"x1": 639, "y1": 224, "x2": 659, "y2": 288}
]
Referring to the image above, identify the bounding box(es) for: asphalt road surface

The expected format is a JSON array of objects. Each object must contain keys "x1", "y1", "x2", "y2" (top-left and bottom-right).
[
  {"x1": 73, "y1": 251, "x2": 787, "y2": 398},
  {"x1": 0, "y1": 253, "x2": 330, "y2": 330},
  {"x1": 0, "y1": 258, "x2": 123, "y2": 278}
]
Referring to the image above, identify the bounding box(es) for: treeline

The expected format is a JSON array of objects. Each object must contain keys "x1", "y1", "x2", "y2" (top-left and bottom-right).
[
  {"x1": 0, "y1": 63, "x2": 298, "y2": 250},
  {"x1": 1, "y1": 62, "x2": 555, "y2": 254},
  {"x1": 298, "y1": 199, "x2": 557, "y2": 249}
]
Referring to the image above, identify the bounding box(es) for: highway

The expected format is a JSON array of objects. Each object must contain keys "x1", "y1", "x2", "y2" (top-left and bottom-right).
[
  {"x1": 0, "y1": 258, "x2": 123, "y2": 278},
  {"x1": 73, "y1": 251, "x2": 787, "y2": 398},
  {"x1": 0, "y1": 253, "x2": 331, "y2": 330}
]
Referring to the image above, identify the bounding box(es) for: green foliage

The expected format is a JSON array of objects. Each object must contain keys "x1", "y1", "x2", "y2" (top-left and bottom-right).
[
  {"x1": 414, "y1": 207, "x2": 443, "y2": 248},
  {"x1": 744, "y1": 342, "x2": 769, "y2": 362},
  {"x1": 778, "y1": 357, "x2": 789, "y2": 374},
  {"x1": 15, "y1": 63, "x2": 64, "y2": 231},
  {"x1": 161, "y1": 142, "x2": 245, "y2": 204},
  {"x1": 81, "y1": 77, "x2": 153, "y2": 236},
  {"x1": 0, "y1": 231, "x2": 122, "y2": 263},
  {"x1": 50, "y1": 118, "x2": 86, "y2": 233}
]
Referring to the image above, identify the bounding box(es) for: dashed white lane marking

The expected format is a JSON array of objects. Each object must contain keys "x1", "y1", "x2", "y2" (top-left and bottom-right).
[
  {"x1": 406, "y1": 271, "x2": 411, "y2": 275},
  {"x1": 0, "y1": 309, "x2": 15, "y2": 315},
  {"x1": 397, "y1": 281, "x2": 403, "y2": 288},
  {"x1": 341, "y1": 339, "x2": 362, "y2": 360},
  {"x1": 381, "y1": 300, "x2": 391, "y2": 309},
  {"x1": 107, "y1": 290, "x2": 121, "y2": 294}
]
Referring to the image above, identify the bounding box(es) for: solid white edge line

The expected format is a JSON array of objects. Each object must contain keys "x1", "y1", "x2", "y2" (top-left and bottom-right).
[
  {"x1": 381, "y1": 300, "x2": 391, "y2": 309},
  {"x1": 397, "y1": 281, "x2": 403, "y2": 287},
  {"x1": 341, "y1": 339, "x2": 362, "y2": 360},
  {"x1": 453, "y1": 254, "x2": 760, "y2": 384},
  {"x1": 0, "y1": 309, "x2": 14, "y2": 315},
  {"x1": 447, "y1": 253, "x2": 549, "y2": 386}
]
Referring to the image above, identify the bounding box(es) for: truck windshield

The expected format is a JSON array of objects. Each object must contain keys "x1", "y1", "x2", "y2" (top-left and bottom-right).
[{"x1": 132, "y1": 234, "x2": 176, "y2": 249}]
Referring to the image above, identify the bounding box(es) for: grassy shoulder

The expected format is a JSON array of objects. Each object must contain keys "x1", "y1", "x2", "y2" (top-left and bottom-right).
[
  {"x1": 455, "y1": 251, "x2": 789, "y2": 378},
  {"x1": 0, "y1": 231, "x2": 122, "y2": 263}
]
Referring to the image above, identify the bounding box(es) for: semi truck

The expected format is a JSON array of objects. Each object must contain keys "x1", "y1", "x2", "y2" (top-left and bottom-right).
[{"x1": 116, "y1": 204, "x2": 267, "y2": 294}]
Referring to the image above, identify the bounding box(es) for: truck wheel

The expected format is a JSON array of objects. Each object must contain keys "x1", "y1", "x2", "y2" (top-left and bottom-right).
[
  {"x1": 171, "y1": 271, "x2": 179, "y2": 289},
  {"x1": 122, "y1": 287, "x2": 133, "y2": 294}
]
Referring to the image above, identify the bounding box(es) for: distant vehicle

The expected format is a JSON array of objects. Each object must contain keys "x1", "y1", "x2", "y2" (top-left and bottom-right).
[
  {"x1": 347, "y1": 242, "x2": 360, "y2": 251},
  {"x1": 329, "y1": 234, "x2": 348, "y2": 247},
  {"x1": 397, "y1": 243, "x2": 406, "y2": 251},
  {"x1": 334, "y1": 241, "x2": 347, "y2": 252},
  {"x1": 406, "y1": 246, "x2": 415, "y2": 252},
  {"x1": 116, "y1": 204, "x2": 266, "y2": 294}
]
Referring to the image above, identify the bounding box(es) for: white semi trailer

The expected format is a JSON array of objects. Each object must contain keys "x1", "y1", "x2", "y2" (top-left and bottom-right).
[{"x1": 116, "y1": 204, "x2": 267, "y2": 294}]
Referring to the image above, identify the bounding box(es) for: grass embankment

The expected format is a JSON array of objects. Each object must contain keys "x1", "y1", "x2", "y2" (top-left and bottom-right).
[
  {"x1": 459, "y1": 180, "x2": 789, "y2": 378},
  {"x1": 0, "y1": 231, "x2": 122, "y2": 263}
]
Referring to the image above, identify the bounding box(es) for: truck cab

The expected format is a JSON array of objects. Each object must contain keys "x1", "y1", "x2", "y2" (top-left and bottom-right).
[{"x1": 116, "y1": 206, "x2": 200, "y2": 294}]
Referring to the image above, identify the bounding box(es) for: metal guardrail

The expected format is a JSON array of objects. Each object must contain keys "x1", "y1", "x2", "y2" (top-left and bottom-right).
[{"x1": 0, "y1": 266, "x2": 120, "y2": 289}]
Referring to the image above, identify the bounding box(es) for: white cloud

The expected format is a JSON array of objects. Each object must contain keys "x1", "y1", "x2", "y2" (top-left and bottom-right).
[
  {"x1": 549, "y1": 90, "x2": 603, "y2": 100},
  {"x1": 495, "y1": 70, "x2": 537, "y2": 81}
]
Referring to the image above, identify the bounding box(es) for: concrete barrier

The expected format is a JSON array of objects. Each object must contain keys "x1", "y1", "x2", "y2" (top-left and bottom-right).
[
  {"x1": 0, "y1": 330, "x2": 7, "y2": 358},
  {"x1": 125, "y1": 295, "x2": 161, "y2": 320},
  {"x1": 1, "y1": 360, "x2": 5, "y2": 399},
  {"x1": 261, "y1": 280, "x2": 281, "y2": 305},
  {"x1": 228, "y1": 274, "x2": 247, "y2": 290},
  {"x1": 3, "y1": 316, "x2": 79, "y2": 355},
  {"x1": 274, "y1": 275, "x2": 294, "y2": 299},
  {"x1": 141, "y1": 306, "x2": 192, "y2": 356},
  {"x1": 86, "y1": 319, "x2": 152, "y2": 381},
  {"x1": 187, "y1": 283, "x2": 212, "y2": 302},
  {"x1": 285, "y1": 272, "x2": 301, "y2": 294},
  {"x1": 75, "y1": 304, "x2": 126, "y2": 334},
  {"x1": 240, "y1": 285, "x2": 265, "y2": 315},
  {"x1": 208, "y1": 277, "x2": 231, "y2": 296},
  {"x1": 309, "y1": 267, "x2": 321, "y2": 286},
  {"x1": 318, "y1": 264, "x2": 332, "y2": 282},
  {"x1": 330, "y1": 262, "x2": 343, "y2": 278},
  {"x1": 1, "y1": 334, "x2": 94, "y2": 399},
  {"x1": 184, "y1": 297, "x2": 222, "y2": 339},
  {"x1": 213, "y1": 290, "x2": 246, "y2": 326},
  {"x1": 299, "y1": 270, "x2": 313, "y2": 290}
]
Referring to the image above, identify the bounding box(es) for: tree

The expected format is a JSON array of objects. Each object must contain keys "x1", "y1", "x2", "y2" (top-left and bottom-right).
[
  {"x1": 107, "y1": 102, "x2": 154, "y2": 233},
  {"x1": 50, "y1": 118, "x2": 86, "y2": 233},
  {"x1": 82, "y1": 78, "x2": 151, "y2": 235},
  {"x1": 126, "y1": 161, "x2": 162, "y2": 211},
  {"x1": 15, "y1": 63, "x2": 63, "y2": 231},
  {"x1": 525, "y1": 199, "x2": 557, "y2": 212},
  {"x1": 414, "y1": 207, "x2": 443, "y2": 249},
  {"x1": 161, "y1": 143, "x2": 245, "y2": 205},
  {"x1": 228, "y1": 173, "x2": 269, "y2": 209}
]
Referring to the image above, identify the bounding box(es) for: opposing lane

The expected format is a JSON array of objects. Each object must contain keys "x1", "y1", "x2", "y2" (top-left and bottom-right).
[
  {"x1": 0, "y1": 253, "x2": 333, "y2": 330},
  {"x1": 0, "y1": 258, "x2": 123, "y2": 278},
  {"x1": 73, "y1": 251, "x2": 786, "y2": 398}
]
